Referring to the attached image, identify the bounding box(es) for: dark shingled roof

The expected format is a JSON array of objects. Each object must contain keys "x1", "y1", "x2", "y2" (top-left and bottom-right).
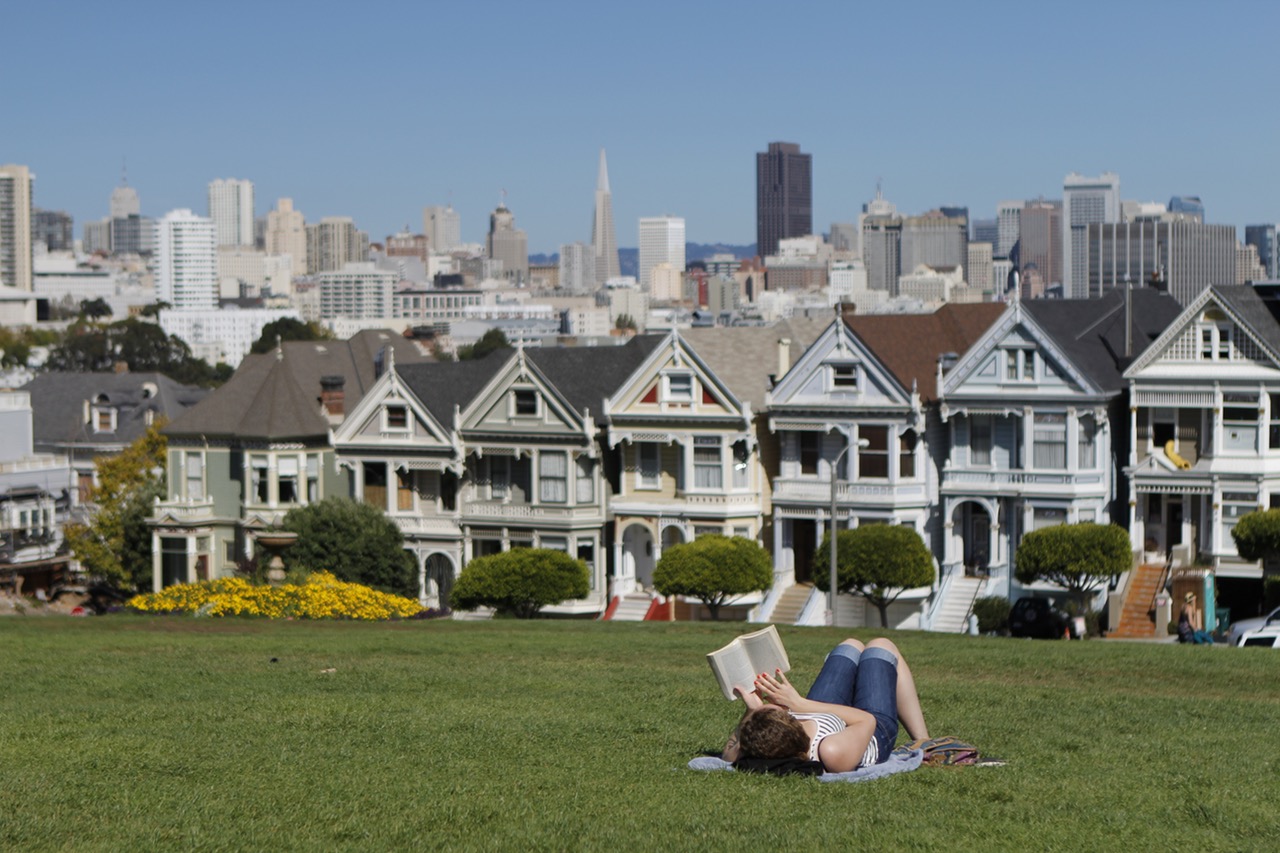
[
  {"x1": 164, "y1": 330, "x2": 429, "y2": 441},
  {"x1": 1021, "y1": 288, "x2": 1183, "y2": 392},
  {"x1": 22, "y1": 372, "x2": 210, "y2": 450},
  {"x1": 844, "y1": 303, "x2": 1006, "y2": 401},
  {"x1": 527, "y1": 336, "x2": 665, "y2": 417},
  {"x1": 1210, "y1": 285, "x2": 1280, "y2": 359},
  {"x1": 396, "y1": 348, "x2": 515, "y2": 427}
]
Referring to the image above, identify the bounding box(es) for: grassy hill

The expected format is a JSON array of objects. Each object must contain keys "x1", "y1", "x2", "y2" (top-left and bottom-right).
[{"x1": 1, "y1": 618, "x2": 1274, "y2": 851}]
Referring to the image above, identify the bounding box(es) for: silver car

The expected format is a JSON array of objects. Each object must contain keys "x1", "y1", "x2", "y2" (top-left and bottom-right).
[
  {"x1": 1237, "y1": 626, "x2": 1280, "y2": 648},
  {"x1": 1227, "y1": 605, "x2": 1280, "y2": 647}
]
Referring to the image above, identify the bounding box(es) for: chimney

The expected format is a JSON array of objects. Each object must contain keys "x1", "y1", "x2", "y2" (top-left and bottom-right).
[
  {"x1": 777, "y1": 338, "x2": 792, "y2": 379},
  {"x1": 319, "y1": 375, "x2": 346, "y2": 421}
]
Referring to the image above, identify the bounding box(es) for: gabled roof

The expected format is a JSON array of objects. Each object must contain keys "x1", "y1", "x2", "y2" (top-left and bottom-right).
[
  {"x1": 682, "y1": 317, "x2": 828, "y2": 409},
  {"x1": 1124, "y1": 284, "x2": 1280, "y2": 377},
  {"x1": 164, "y1": 331, "x2": 428, "y2": 441},
  {"x1": 22, "y1": 372, "x2": 210, "y2": 447},
  {"x1": 395, "y1": 348, "x2": 515, "y2": 428},
  {"x1": 1020, "y1": 289, "x2": 1182, "y2": 393},
  {"x1": 526, "y1": 336, "x2": 665, "y2": 417},
  {"x1": 844, "y1": 303, "x2": 1005, "y2": 401}
]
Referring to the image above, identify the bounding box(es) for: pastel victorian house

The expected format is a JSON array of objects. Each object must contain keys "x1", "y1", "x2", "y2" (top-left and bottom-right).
[
  {"x1": 938, "y1": 289, "x2": 1179, "y2": 609},
  {"x1": 601, "y1": 331, "x2": 763, "y2": 598},
  {"x1": 763, "y1": 304, "x2": 1003, "y2": 628},
  {"x1": 1123, "y1": 284, "x2": 1280, "y2": 617},
  {"x1": 149, "y1": 332, "x2": 426, "y2": 589}
]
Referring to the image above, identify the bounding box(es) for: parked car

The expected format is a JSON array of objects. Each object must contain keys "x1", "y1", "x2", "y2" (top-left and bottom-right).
[
  {"x1": 1008, "y1": 596, "x2": 1076, "y2": 639},
  {"x1": 1226, "y1": 605, "x2": 1280, "y2": 647},
  {"x1": 1237, "y1": 626, "x2": 1280, "y2": 648}
]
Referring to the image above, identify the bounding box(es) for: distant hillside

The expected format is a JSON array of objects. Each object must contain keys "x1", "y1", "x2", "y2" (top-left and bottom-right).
[{"x1": 529, "y1": 242, "x2": 755, "y2": 274}]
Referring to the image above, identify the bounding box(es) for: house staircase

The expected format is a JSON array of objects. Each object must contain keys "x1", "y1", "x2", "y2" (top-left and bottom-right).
[
  {"x1": 769, "y1": 583, "x2": 815, "y2": 625},
  {"x1": 1110, "y1": 563, "x2": 1166, "y2": 639},
  {"x1": 604, "y1": 593, "x2": 654, "y2": 621},
  {"x1": 932, "y1": 575, "x2": 986, "y2": 633}
]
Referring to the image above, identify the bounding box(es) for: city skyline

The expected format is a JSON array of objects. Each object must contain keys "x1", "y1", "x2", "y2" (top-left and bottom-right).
[{"x1": 4, "y1": 1, "x2": 1279, "y2": 252}]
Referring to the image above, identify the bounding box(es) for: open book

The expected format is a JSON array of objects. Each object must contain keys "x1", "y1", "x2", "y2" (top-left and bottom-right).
[{"x1": 706, "y1": 625, "x2": 791, "y2": 701}]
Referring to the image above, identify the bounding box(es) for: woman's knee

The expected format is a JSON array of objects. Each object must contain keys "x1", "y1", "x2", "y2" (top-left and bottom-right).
[
  {"x1": 866, "y1": 637, "x2": 899, "y2": 655},
  {"x1": 839, "y1": 638, "x2": 865, "y2": 653}
]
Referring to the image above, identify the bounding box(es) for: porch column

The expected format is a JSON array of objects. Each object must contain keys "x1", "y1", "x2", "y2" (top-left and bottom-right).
[
  {"x1": 185, "y1": 534, "x2": 197, "y2": 583},
  {"x1": 151, "y1": 528, "x2": 162, "y2": 591}
]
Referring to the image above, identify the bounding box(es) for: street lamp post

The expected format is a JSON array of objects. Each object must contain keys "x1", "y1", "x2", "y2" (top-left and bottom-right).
[{"x1": 827, "y1": 433, "x2": 868, "y2": 626}]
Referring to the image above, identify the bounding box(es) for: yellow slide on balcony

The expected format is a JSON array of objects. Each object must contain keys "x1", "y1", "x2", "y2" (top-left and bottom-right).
[{"x1": 1164, "y1": 440, "x2": 1191, "y2": 470}]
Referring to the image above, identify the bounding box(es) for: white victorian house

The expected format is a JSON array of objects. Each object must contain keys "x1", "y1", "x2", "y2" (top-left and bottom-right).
[
  {"x1": 1123, "y1": 284, "x2": 1280, "y2": 617},
  {"x1": 937, "y1": 290, "x2": 1180, "y2": 610}
]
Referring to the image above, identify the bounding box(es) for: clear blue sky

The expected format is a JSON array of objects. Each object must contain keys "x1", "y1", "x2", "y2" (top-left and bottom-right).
[{"x1": 5, "y1": 0, "x2": 1277, "y2": 253}]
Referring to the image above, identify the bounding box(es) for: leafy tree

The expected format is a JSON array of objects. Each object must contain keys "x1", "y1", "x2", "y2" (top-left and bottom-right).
[
  {"x1": 652, "y1": 534, "x2": 773, "y2": 620},
  {"x1": 138, "y1": 301, "x2": 171, "y2": 318},
  {"x1": 1014, "y1": 523, "x2": 1131, "y2": 597},
  {"x1": 64, "y1": 421, "x2": 168, "y2": 591},
  {"x1": 44, "y1": 318, "x2": 229, "y2": 387},
  {"x1": 79, "y1": 297, "x2": 113, "y2": 319},
  {"x1": 615, "y1": 314, "x2": 637, "y2": 331},
  {"x1": 814, "y1": 525, "x2": 935, "y2": 628},
  {"x1": 249, "y1": 318, "x2": 333, "y2": 354},
  {"x1": 451, "y1": 548, "x2": 589, "y2": 618},
  {"x1": 1231, "y1": 509, "x2": 1280, "y2": 569},
  {"x1": 456, "y1": 328, "x2": 510, "y2": 361},
  {"x1": 281, "y1": 498, "x2": 416, "y2": 597}
]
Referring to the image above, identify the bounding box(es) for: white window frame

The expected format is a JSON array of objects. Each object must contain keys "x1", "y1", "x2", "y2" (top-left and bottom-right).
[
  {"x1": 512, "y1": 388, "x2": 540, "y2": 418},
  {"x1": 663, "y1": 372, "x2": 694, "y2": 403},
  {"x1": 970, "y1": 415, "x2": 993, "y2": 466},
  {"x1": 828, "y1": 362, "x2": 859, "y2": 392},
  {"x1": 93, "y1": 406, "x2": 117, "y2": 434},
  {"x1": 249, "y1": 454, "x2": 270, "y2": 505},
  {"x1": 692, "y1": 437, "x2": 723, "y2": 490},
  {"x1": 575, "y1": 455, "x2": 595, "y2": 504},
  {"x1": 184, "y1": 451, "x2": 205, "y2": 501},
  {"x1": 383, "y1": 403, "x2": 410, "y2": 432},
  {"x1": 278, "y1": 455, "x2": 300, "y2": 505},
  {"x1": 539, "y1": 451, "x2": 568, "y2": 504}
]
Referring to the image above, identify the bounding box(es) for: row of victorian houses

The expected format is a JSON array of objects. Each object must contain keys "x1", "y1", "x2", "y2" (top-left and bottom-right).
[{"x1": 143, "y1": 285, "x2": 1280, "y2": 629}]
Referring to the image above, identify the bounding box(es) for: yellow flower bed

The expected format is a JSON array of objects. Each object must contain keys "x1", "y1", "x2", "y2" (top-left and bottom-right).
[{"x1": 127, "y1": 572, "x2": 422, "y2": 620}]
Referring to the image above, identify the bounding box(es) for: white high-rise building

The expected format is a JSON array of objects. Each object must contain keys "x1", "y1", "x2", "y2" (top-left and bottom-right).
[
  {"x1": 423, "y1": 205, "x2": 461, "y2": 253},
  {"x1": 207, "y1": 178, "x2": 255, "y2": 247},
  {"x1": 558, "y1": 242, "x2": 594, "y2": 294},
  {"x1": 591, "y1": 150, "x2": 620, "y2": 287},
  {"x1": 638, "y1": 216, "x2": 685, "y2": 291},
  {"x1": 1063, "y1": 172, "x2": 1120, "y2": 298},
  {"x1": 109, "y1": 185, "x2": 140, "y2": 220},
  {"x1": 155, "y1": 209, "x2": 217, "y2": 309},
  {"x1": 967, "y1": 241, "x2": 994, "y2": 294},
  {"x1": 649, "y1": 263, "x2": 683, "y2": 302},
  {"x1": 265, "y1": 198, "x2": 307, "y2": 275},
  {"x1": 0, "y1": 164, "x2": 34, "y2": 291}
]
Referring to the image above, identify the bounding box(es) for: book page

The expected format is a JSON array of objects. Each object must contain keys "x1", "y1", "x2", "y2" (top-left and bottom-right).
[
  {"x1": 739, "y1": 625, "x2": 790, "y2": 678},
  {"x1": 706, "y1": 626, "x2": 790, "y2": 701}
]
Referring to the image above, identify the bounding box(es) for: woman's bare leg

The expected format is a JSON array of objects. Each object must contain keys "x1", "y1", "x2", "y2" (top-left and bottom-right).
[{"x1": 866, "y1": 638, "x2": 928, "y2": 740}]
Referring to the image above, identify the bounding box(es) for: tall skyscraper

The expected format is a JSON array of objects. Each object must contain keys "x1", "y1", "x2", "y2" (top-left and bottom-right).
[
  {"x1": 487, "y1": 202, "x2": 528, "y2": 283},
  {"x1": 155, "y1": 209, "x2": 217, "y2": 309},
  {"x1": 638, "y1": 216, "x2": 685, "y2": 291},
  {"x1": 0, "y1": 164, "x2": 34, "y2": 291},
  {"x1": 1245, "y1": 225, "x2": 1279, "y2": 279},
  {"x1": 591, "y1": 149, "x2": 620, "y2": 286},
  {"x1": 971, "y1": 218, "x2": 998, "y2": 247},
  {"x1": 1063, "y1": 172, "x2": 1120, "y2": 298},
  {"x1": 1017, "y1": 199, "x2": 1063, "y2": 296},
  {"x1": 306, "y1": 217, "x2": 369, "y2": 274},
  {"x1": 995, "y1": 201, "x2": 1024, "y2": 260},
  {"x1": 1085, "y1": 219, "x2": 1235, "y2": 305},
  {"x1": 756, "y1": 142, "x2": 812, "y2": 258},
  {"x1": 900, "y1": 211, "x2": 967, "y2": 272},
  {"x1": 265, "y1": 198, "x2": 307, "y2": 272},
  {"x1": 207, "y1": 178, "x2": 255, "y2": 247},
  {"x1": 559, "y1": 242, "x2": 594, "y2": 294},
  {"x1": 33, "y1": 210, "x2": 73, "y2": 252},
  {"x1": 967, "y1": 241, "x2": 994, "y2": 293},
  {"x1": 423, "y1": 205, "x2": 461, "y2": 253},
  {"x1": 110, "y1": 175, "x2": 140, "y2": 220}
]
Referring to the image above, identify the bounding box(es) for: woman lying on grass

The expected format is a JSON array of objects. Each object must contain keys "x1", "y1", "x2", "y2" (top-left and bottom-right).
[{"x1": 722, "y1": 637, "x2": 928, "y2": 773}]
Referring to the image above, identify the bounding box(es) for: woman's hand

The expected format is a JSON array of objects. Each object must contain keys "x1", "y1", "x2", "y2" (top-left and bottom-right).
[
  {"x1": 732, "y1": 684, "x2": 764, "y2": 711},
  {"x1": 754, "y1": 669, "x2": 802, "y2": 709}
]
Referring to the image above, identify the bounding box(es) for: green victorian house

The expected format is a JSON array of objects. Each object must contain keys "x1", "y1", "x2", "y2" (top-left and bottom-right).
[{"x1": 147, "y1": 331, "x2": 427, "y2": 589}]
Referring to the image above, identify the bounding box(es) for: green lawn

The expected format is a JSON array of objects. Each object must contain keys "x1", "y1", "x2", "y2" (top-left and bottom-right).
[{"x1": 1, "y1": 617, "x2": 1277, "y2": 852}]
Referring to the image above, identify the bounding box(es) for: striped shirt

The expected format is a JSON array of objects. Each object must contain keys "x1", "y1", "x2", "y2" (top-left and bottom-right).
[{"x1": 791, "y1": 711, "x2": 879, "y2": 768}]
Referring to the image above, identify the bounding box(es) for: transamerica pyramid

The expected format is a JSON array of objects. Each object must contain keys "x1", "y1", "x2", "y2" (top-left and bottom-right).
[{"x1": 591, "y1": 148, "x2": 620, "y2": 286}]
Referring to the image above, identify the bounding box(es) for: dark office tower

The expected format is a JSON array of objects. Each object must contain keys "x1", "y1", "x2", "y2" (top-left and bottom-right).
[
  {"x1": 756, "y1": 142, "x2": 811, "y2": 257},
  {"x1": 1017, "y1": 200, "x2": 1062, "y2": 297},
  {"x1": 1245, "y1": 225, "x2": 1279, "y2": 279},
  {"x1": 33, "y1": 209, "x2": 74, "y2": 251}
]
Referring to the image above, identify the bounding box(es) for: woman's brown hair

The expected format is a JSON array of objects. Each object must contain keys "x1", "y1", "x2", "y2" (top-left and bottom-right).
[{"x1": 736, "y1": 706, "x2": 810, "y2": 760}]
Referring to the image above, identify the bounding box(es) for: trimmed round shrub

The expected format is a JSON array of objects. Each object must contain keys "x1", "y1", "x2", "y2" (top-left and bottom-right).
[
  {"x1": 653, "y1": 535, "x2": 773, "y2": 620},
  {"x1": 451, "y1": 548, "x2": 589, "y2": 618}
]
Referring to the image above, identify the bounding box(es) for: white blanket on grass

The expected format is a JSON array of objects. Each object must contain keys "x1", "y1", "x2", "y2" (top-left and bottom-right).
[{"x1": 687, "y1": 748, "x2": 923, "y2": 782}]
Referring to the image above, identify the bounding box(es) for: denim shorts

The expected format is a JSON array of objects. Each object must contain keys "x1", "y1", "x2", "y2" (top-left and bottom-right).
[{"x1": 804, "y1": 644, "x2": 899, "y2": 763}]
